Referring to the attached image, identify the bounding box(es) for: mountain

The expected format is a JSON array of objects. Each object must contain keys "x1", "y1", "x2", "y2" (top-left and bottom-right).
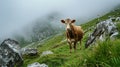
[
  {"x1": 22, "y1": 7, "x2": 120, "y2": 67},
  {"x1": 13, "y1": 12, "x2": 63, "y2": 47}
]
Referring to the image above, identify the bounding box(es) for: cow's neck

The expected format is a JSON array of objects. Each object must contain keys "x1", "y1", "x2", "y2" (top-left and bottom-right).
[{"x1": 67, "y1": 24, "x2": 76, "y2": 39}]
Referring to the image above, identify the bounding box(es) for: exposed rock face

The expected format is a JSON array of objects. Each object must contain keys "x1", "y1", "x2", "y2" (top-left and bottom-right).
[
  {"x1": 41, "y1": 50, "x2": 53, "y2": 57},
  {"x1": 21, "y1": 48, "x2": 38, "y2": 56},
  {"x1": 85, "y1": 18, "x2": 119, "y2": 48},
  {"x1": 0, "y1": 38, "x2": 23, "y2": 67},
  {"x1": 27, "y1": 62, "x2": 48, "y2": 67}
]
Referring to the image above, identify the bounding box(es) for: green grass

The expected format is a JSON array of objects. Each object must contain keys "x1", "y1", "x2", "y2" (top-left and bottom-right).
[
  {"x1": 22, "y1": 7, "x2": 120, "y2": 67},
  {"x1": 82, "y1": 40, "x2": 120, "y2": 67}
]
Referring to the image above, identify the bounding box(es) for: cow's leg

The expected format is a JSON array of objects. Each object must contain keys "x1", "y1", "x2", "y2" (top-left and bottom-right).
[
  {"x1": 73, "y1": 41, "x2": 77, "y2": 52},
  {"x1": 68, "y1": 41, "x2": 72, "y2": 53},
  {"x1": 80, "y1": 40, "x2": 81, "y2": 45},
  {"x1": 79, "y1": 40, "x2": 82, "y2": 49},
  {"x1": 67, "y1": 39, "x2": 72, "y2": 53}
]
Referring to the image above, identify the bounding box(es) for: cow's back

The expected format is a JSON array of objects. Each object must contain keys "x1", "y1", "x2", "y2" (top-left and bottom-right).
[{"x1": 75, "y1": 26, "x2": 84, "y2": 41}]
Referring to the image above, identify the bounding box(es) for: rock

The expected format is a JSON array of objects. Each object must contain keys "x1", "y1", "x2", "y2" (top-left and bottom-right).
[
  {"x1": 85, "y1": 18, "x2": 119, "y2": 48},
  {"x1": 116, "y1": 17, "x2": 120, "y2": 21},
  {"x1": 0, "y1": 38, "x2": 23, "y2": 67},
  {"x1": 41, "y1": 51, "x2": 53, "y2": 57},
  {"x1": 27, "y1": 62, "x2": 48, "y2": 67},
  {"x1": 21, "y1": 48, "x2": 38, "y2": 56}
]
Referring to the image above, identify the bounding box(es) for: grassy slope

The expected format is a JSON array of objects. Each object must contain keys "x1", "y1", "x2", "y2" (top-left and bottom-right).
[{"x1": 23, "y1": 7, "x2": 120, "y2": 67}]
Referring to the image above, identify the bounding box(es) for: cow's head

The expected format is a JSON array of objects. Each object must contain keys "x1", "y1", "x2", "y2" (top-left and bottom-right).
[{"x1": 61, "y1": 18, "x2": 76, "y2": 31}]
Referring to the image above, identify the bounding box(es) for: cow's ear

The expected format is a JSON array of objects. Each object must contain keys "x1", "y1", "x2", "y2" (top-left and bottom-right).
[
  {"x1": 71, "y1": 20, "x2": 76, "y2": 23},
  {"x1": 61, "y1": 20, "x2": 65, "y2": 23}
]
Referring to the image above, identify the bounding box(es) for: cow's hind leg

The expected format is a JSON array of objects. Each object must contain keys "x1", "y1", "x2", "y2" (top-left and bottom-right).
[
  {"x1": 74, "y1": 42, "x2": 77, "y2": 52},
  {"x1": 79, "y1": 40, "x2": 82, "y2": 49}
]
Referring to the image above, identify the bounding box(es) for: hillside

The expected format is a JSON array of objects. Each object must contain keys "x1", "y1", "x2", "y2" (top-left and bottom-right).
[{"x1": 23, "y1": 7, "x2": 120, "y2": 67}]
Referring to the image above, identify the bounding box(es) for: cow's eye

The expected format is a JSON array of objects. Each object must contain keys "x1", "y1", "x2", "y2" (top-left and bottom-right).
[{"x1": 65, "y1": 23, "x2": 67, "y2": 24}]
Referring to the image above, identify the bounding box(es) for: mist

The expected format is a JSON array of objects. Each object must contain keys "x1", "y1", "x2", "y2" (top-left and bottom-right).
[{"x1": 0, "y1": 0, "x2": 120, "y2": 42}]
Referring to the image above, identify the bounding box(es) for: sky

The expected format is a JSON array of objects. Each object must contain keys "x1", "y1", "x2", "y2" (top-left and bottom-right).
[{"x1": 0, "y1": 0, "x2": 120, "y2": 40}]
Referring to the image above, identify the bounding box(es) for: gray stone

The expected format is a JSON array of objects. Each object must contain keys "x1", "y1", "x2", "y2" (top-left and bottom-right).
[
  {"x1": 27, "y1": 62, "x2": 48, "y2": 67},
  {"x1": 116, "y1": 17, "x2": 120, "y2": 21},
  {"x1": 85, "y1": 18, "x2": 119, "y2": 48},
  {"x1": 41, "y1": 51, "x2": 53, "y2": 57},
  {"x1": 0, "y1": 38, "x2": 23, "y2": 67},
  {"x1": 21, "y1": 48, "x2": 38, "y2": 56}
]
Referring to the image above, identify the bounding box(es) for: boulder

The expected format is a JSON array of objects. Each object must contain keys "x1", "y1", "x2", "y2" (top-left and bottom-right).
[
  {"x1": 21, "y1": 48, "x2": 38, "y2": 56},
  {"x1": 0, "y1": 38, "x2": 23, "y2": 67},
  {"x1": 85, "y1": 18, "x2": 119, "y2": 48},
  {"x1": 27, "y1": 62, "x2": 48, "y2": 67}
]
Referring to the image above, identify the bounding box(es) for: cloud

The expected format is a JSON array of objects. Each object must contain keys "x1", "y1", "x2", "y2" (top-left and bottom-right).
[{"x1": 0, "y1": 0, "x2": 120, "y2": 40}]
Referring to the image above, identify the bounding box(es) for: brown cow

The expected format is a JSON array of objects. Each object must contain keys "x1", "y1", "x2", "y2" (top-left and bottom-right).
[{"x1": 61, "y1": 18, "x2": 84, "y2": 53}]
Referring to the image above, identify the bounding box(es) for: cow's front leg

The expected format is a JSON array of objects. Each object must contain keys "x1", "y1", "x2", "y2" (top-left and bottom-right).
[
  {"x1": 67, "y1": 39, "x2": 72, "y2": 53},
  {"x1": 68, "y1": 41, "x2": 72, "y2": 53}
]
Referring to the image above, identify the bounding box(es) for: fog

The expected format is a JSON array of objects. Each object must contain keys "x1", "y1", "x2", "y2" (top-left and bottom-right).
[{"x1": 0, "y1": 0, "x2": 120, "y2": 41}]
